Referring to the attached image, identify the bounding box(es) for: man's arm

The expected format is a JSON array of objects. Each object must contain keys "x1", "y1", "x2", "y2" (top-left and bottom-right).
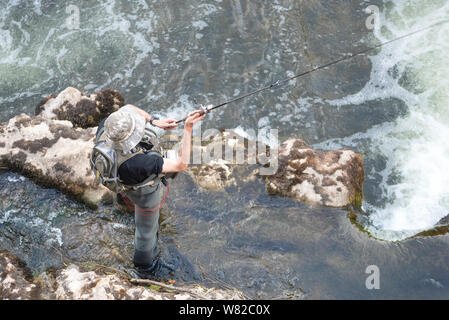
[
  {"x1": 127, "y1": 104, "x2": 178, "y2": 130},
  {"x1": 162, "y1": 110, "x2": 205, "y2": 173}
]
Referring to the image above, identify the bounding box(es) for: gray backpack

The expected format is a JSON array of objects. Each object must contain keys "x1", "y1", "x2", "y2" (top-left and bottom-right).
[{"x1": 90, "y1": 123, "x2": 164, "y2": 193}]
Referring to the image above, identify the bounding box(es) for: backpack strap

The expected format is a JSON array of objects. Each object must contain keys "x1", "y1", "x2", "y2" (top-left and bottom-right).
[{"x1": 95, "y1": 124, "x2": 105, "y2": 143}]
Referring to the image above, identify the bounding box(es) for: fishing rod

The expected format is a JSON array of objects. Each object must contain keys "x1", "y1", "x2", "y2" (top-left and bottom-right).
[{"x1": 176, "y1": 19, "x2": 449, "y2": 124}]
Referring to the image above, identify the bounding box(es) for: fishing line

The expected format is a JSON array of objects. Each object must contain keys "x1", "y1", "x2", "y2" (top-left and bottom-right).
[{"x1": 176, "y1": 19, "x2": 449, "y2": 123}]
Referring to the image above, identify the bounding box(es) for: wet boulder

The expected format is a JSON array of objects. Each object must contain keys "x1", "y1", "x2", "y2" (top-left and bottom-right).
[
  {"x1": 264, "y1": 138, "x2": 364, "y2": 208},
  {"x1": 35, "y1": 87, "x2": 124, "y2": 128},
  {"x1": 0, "y1": 251, "x2": 38, "y2": 300},
  {"x1": 0, "y1": 113, "x2": 112, "y2": 208},
  {"x1": 0, "y1": 87, "x2": 125, "y2": 207}
]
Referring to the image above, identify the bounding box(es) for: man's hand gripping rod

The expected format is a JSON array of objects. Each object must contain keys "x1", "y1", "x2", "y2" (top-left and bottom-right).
[{"x1": 175, "y1": 104, "x2": 213, "y2": 124}]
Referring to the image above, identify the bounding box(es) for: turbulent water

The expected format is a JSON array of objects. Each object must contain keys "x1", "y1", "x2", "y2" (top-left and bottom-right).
[
  {"x1": 318, "y1": 0, "x2": 449, "y2": 240},
  {"x1": 1, "y1": 0, "x2": 449, "y2": 299}
]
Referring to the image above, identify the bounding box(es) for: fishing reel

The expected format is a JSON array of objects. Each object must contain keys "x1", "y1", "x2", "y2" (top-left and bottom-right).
[
  {"x1": 175, "y1": 103, "x2": 213, "y2": 124},
  {"x1": 198, "y1": 104, "x2": 213, "y2": 116},
  {"x1": 191, "y1": 97, "x2": 213, "y2": 116}
]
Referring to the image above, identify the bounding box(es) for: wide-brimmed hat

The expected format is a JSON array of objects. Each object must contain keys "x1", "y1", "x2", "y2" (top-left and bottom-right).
[{"x1": 104, "y1": 105, "x2": 146, "y2": 154}]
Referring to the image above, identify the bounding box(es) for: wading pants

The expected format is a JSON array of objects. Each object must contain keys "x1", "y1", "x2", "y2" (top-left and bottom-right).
[{"x1": 124, "y1": 182, "x2": 162, "y2": 269}]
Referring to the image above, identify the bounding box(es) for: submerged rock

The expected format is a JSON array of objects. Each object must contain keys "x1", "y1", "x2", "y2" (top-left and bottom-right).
[
  {"x1": 188, "y1": 160, "x2": 236, "y2": 191},
  {"x1": 184, "y1": 130, "x2": 269, "y2": 191},
  {"x1": 264, "y1": 138, "x2": 364, "y2": 208}
]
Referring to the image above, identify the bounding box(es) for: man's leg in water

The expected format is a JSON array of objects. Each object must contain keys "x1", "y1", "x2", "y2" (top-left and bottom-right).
[
  {"x1": 133, "y1": 204, "x2": 160, "y2": 270},
  {"x1": 124, "y1": 185, "x2": 162, "y2": 272}
]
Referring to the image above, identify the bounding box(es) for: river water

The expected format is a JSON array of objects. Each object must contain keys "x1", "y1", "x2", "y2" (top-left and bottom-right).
[{"x1": 1, "y1": 0, "x2": 448, "y2": 299}]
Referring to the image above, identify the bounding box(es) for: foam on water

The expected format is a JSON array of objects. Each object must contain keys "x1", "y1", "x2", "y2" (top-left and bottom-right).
[
  {"x1": 0, "y1": 0, "x2": 169, "y2": 118},
  {"x1": 321, "y1": 0, "x2": 449, "y2": 240},
  {"x1": 0, "y1": 208, "x2": 64, "y2": 246}
]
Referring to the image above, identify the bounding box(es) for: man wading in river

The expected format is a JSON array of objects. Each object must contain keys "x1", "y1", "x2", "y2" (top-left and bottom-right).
[{"x1": 94, "y1": 105, "x2": 205, "y2": 278}]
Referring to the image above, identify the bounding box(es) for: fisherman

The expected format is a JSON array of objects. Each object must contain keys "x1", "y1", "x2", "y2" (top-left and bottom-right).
[{"x1": 95, "y1": 104, "x2": 205, "y2": 278}]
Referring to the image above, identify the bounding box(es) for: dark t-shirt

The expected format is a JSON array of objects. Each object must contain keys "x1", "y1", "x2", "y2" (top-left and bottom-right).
[{"x1": 96, "y1": 118, "x2": 164, "y2": 186}]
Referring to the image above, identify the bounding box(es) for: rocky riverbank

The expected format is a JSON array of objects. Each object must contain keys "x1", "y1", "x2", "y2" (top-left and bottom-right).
[{"x1": 0, "y1": 251, "x2": 243, "y2": 300}]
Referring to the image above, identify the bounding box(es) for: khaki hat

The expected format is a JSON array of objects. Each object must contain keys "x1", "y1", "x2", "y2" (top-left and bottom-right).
[{"x1": 104, "y1": 105, "x2": 146, "y2": 154}]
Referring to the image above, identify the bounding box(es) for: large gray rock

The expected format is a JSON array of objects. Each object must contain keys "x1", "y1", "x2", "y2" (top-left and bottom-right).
[
  {"x1": 0, "y1": 87, "x2": 124, "y2": 207},
  {"x1": 0, "y1": 113, "x2": 112, "y2": 207},
  {"x1": 265, "y1": 138, "x2": 364, "y2": 207}
]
